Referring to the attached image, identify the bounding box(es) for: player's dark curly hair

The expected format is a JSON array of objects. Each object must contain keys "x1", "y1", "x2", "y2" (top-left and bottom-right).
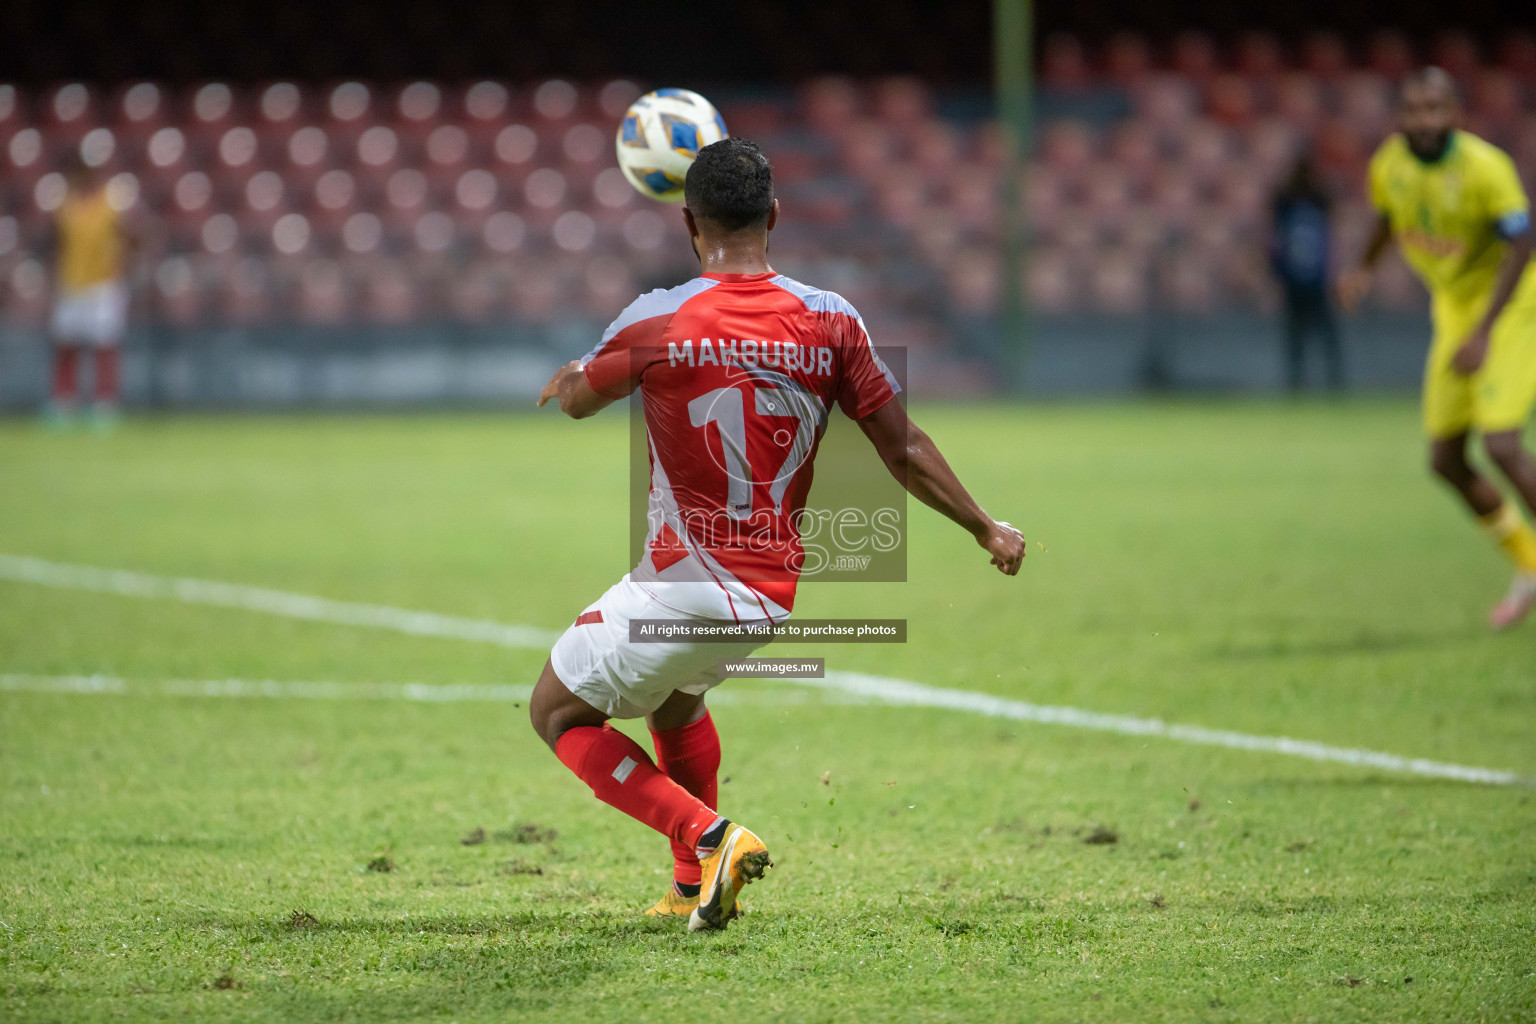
[{"x1": 684, "y1": 138, "x2": 774, "y2": 232}]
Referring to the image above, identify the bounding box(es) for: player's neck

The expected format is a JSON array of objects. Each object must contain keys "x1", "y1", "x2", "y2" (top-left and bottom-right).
[{"x1": 694, "y1": 234, "x2": 773, "y2": 276}]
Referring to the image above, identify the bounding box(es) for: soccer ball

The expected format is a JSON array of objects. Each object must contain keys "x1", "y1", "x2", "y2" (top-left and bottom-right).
[{"x1": 615, "y1": 89, "x2": 728, "y2": 203}]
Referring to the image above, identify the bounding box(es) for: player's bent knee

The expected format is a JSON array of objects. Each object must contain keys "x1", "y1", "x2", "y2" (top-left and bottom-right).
[
  {"x1": 1482, "y1": 431, "x2": 1527, "y2": 471},
  {"x1": 529, "y1": 659, "x2": 608, "y2": 751}
]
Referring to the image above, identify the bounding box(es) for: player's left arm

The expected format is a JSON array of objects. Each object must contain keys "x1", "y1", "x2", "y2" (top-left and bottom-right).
[
  {"x1": 857, "y1": 397, "x2": 1025, "y2": 576},
  {"x1": 1452, "y1": 157, "x2": 1534, "y2": 375},
  {"x1": 1453, "y1": 226, "x2": 1533, "y2": 375},
  {"x1": 537, "y1": 360, "x2": 615, "y2": 419}
]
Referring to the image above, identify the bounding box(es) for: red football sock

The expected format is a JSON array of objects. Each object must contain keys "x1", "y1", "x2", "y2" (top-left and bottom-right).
[
  {"x1": 52, "y1": 345, "x2": 81, "y2": 404},
  {"x1": 556, "y1": 724, "x2": 720, "y2": 850},
  {"x1": 652, "y1": 711, "x2": 721, "y2": 887},
  {"x1": 94, "y1": 347, "x2": 119, "y2": 403}
]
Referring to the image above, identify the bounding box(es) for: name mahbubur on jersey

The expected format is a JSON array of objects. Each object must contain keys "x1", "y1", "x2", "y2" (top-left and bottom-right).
[{"x1": 665, "y1": 338, "x2": 835, "y2": 376}]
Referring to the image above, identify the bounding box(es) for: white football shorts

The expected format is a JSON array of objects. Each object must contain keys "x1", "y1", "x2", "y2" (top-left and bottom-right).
[
  {"x1": 549, "y1": 574, "x2": 772, "y2": 719},
  {"x1": 50, "y1": 281, "x2": 127, "y2": 347}
]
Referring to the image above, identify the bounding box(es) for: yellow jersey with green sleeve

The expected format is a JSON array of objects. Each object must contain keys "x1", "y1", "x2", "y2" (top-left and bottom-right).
[{"x1": 1367, "y1": 130, "x2": 1536, "y2": 312}]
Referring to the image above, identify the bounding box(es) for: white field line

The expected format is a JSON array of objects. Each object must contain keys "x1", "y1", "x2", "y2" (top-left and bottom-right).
[
  {"x1": 0, "y1": 554, "x2": 559, "y2": 649},
  {"x1": 0, "y1": 553, "x2": 1525, "y2": 786}
]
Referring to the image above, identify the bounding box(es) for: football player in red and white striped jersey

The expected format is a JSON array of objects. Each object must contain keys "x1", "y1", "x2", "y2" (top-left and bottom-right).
[{"x1": 531, "y1": 139, "x2": 1025, "y2": 931}]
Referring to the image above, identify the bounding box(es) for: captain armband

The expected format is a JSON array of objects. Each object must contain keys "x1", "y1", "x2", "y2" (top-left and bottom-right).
[{"x1": 1494, "y1": 210, "x2": 1530, "y2": 241}]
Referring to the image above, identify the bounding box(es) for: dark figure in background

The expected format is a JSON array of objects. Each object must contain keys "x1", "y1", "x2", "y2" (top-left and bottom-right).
[{"x1": 1269, "y1": 155, "x2": 1343, "y2": 390}]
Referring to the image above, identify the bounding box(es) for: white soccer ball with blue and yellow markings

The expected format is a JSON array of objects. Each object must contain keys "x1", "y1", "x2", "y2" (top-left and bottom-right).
[{"x1": 615, "y1": 88, "x2": 728, "y2": 203}]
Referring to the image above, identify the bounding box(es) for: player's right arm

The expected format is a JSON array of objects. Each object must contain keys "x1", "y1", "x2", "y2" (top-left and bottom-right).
[
  {"x1": 1339, "y1": 147, "x2": 1398, "y2": 312},
  {"x1": 856, "y1": 398, "x2": 1025, "y2": 576},
  {"x1": 1339, "y1": 213, "x2": 1393, "y2": 312},
  {"x1": 539, "y1": 288, "x2": 681, "y2": 419},
  {"x1": 537, "y1": 359, "x2": 613, "y2": 419}
]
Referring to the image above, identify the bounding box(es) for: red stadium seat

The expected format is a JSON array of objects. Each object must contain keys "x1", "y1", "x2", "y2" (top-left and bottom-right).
[
  {"x1": 1037, "y1": 120, "x2": 1096, "y2": 174},
  {"x1": 1024, "y1": 249, "x2": 1078, "y2": 315},
  {"x1": 217, "y1": 126, "x2": 263, "y2": 172},
  {"x1": 258, "y1": 83, "x2": 306, "y2": 126},
  {"x1": 1242, "y1": 118, "x2": 1302, "y2": 183},
  {"x1": 1273, "y1": 74, "x2": 1325, "y2": 129},
  {"x1": 1081, "y1": 165, "x2": 1136, "y2": 231},
  {"x1": 191, "y1": 83, "x2": 239, "y2": 131},
  {"x1": 1235, "y1": 32, "x2": 1288, "y2": 80},
  {"x1": 1170, "y1": 32, "x2": 1220, "y2": 84},
  {"x1": 509, "y1": 262, "x2": 563, "y2": 320},
  {"x1": 425, "y1": 123, "x2": 471, "y2": 170},
  {"x1": 1338, "y1": 73, "x2": 1393, "y2": 140},
  {"x1": 531, "y1": 80, "x2": 580, "y2": 122},
  {"x1": 947, "y1": 165, "x2": 998, "y2": 232},
  {"x1": 1178, "y1": 119, "x2": 1235, "y2": 185},
  {"x1": 1104, "y1": 33, "x2": 1154, "y2": 88},
  {"x1": 1105, "y1": 121, "x2": 1161, "y2": 183},
  {"x1": 1160, "y1": 251, "x2": 1219, "y2": 313},
  {"x1": 481, "y1": 210, "x2": 527, "y2": 255},
  {"x1": 445, "y1": 257, "x2": 504, "y2": 322},
  {"x1": 45, "y1": 83, "x2": 99, "y2": 135},
  {"x1": 1148, "y1": 166, "x2": 1199, "y2": 230},
  {"x1": 295, "y1": 258, "x2": 353, "y2": 323},
  {"x1": 1042, "y1": 34, "x2": 1094, "y2": 91},
  {"x1": 872, "y1": 164, "x2": 926, "y2": 229},
  {"x1": 1090, "y1": 247, "x2": 1150, "y2": 315},
  {"x1": 355, "y1": 257, "x2": 422, "y2": 323},
  {"x1": 946, "y1": 247, "x2": 1000, "y2": 315},
  {"x1": 1499, "y1": 33, "x2": 1536, "y2": 82},
  {"x1": 0, "y1": 84, "x2": 24, "y2": 136},
  {"x1": 1367, "y1": 31, "x2": 1417, "y2": 80},
  {"x1": 394, "y1": 82, "x2": 443, "y2": 138},
  {"x1": 1134, "y1": 75, "x2": 1200, "y2": 131},
  {"x1": 1471, "y1": 69, "x2": 1524, "y2": 127},
  {"x1": 1432, "y1": 31, "x2": 1482, "y2": 81},
  {"x1": 112, "y1": 83, "x2": 169, "y2": 150},
  {"x1": 597, "y1": 80, "x2": 642, "y2": 120},
  {"x1": 837, "y1": 120, "x2": 896, "y2": 179},
  {"x1": 151, "y1": 255, "x2": 206, "y2": 325},
  {"x1": 4, "y1": 256, "x2": 49, "y2": 323},
  {"x1": 717, "y1": 101, "x2": 782, "y2": 139},
  {"x1": 583, "y1": 254, "x2": 634, "y2": 316},
  {"x1": 911, "y1": 120, "x2": 960, "y2": 177},
  {"x1": 801, "y1": 77, "x2": 863, "y2": 136},
  {"x1": 1206, "y1": 74, "x2": 1257, "y2": 126},
  {"x1": 341, "y1": 211, "x2": 385, "y2": 255},
  {"x1": 912, "y1": 210, "x2": 963, "y2": 265},
  {"x1": 872, "y1": 77, "x2": 927, "y2": 127},
  {"x1": 217, "y1": 256, "x2": 274, "y2": 323},
  {"x1": 1300, "y1": 33, "x2": 1351, "y2": 81},
  {"x1": 1312, "y1": 116, "x2": 1366, "y2": 176}
]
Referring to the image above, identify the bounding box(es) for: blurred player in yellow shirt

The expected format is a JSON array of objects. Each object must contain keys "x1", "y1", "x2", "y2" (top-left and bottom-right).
[
  {"x1": 47, "y1": 153, "x2": 142, "y2": 428},
  {"x1": 1341, "y1": 68, "x2": 1536, "y2": 629}
]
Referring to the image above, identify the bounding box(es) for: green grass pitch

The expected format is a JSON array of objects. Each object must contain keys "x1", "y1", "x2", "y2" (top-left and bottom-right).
[{"x1": 1, "y1": 400, "x2": 1532, "y2": 1023}]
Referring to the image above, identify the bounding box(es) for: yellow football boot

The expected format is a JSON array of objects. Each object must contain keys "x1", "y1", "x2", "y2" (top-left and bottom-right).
[
  {"x1": 688, "y1": 823, "x2": 771, "y2": 932},
  {"x1": 645, "y1": 883, "x2": 744, "y2": 920},
  {"x1": 645, "y1": 885, "x2": 698, "y2": 918}
]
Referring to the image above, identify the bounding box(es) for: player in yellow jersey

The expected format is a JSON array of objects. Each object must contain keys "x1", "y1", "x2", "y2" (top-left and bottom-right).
[
  {"x1": 1340, "y1": 68, "x2": 1536, "y2": 630},
  {"x1": 46, "y1": 153, "x2": 143, "y2": 429}
]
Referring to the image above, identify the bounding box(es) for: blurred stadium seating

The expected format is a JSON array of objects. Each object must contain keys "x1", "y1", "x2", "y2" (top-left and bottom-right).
[{"x1": 1, "y1": 30, "x2": 1533, "y2": 399}]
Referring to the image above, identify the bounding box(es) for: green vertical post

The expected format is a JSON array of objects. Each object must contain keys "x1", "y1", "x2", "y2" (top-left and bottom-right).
[{"x1": 994, "y1": 0, "x2": 1032, "y2": 390}]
